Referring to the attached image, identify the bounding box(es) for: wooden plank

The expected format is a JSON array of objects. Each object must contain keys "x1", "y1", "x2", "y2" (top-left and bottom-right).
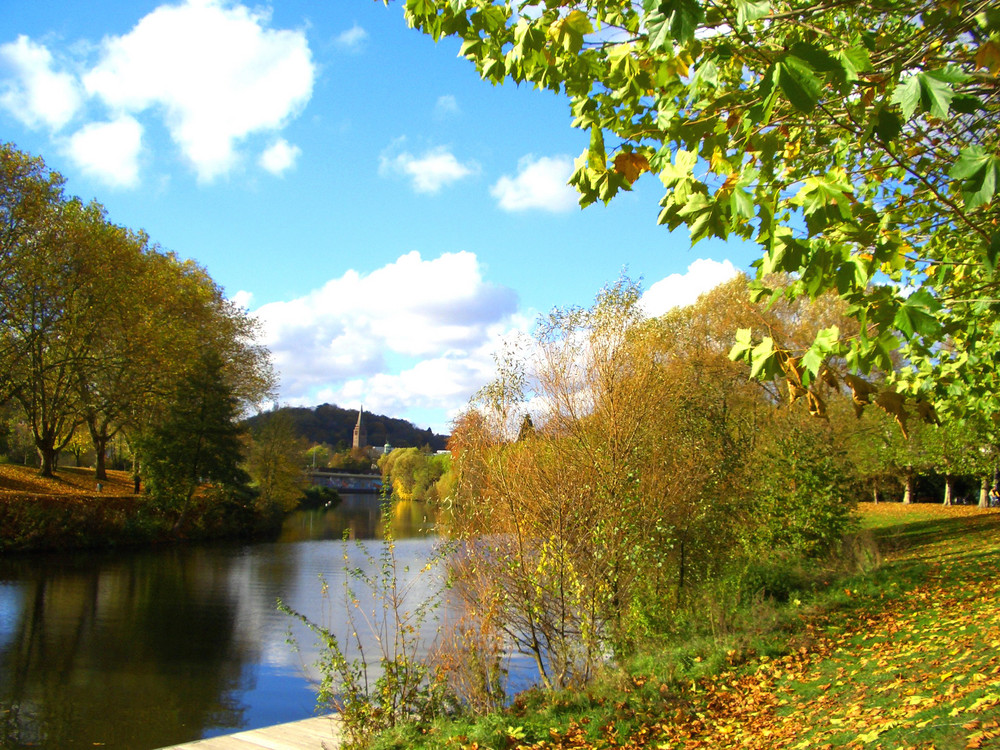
[{"x1": 159, "y1": 715, "x2": 341, "y2": 750}]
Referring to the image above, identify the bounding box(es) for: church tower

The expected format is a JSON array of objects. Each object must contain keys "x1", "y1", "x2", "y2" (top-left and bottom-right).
[{"x1": 352, "y1": 405, "x2": 367, "y2": 450}]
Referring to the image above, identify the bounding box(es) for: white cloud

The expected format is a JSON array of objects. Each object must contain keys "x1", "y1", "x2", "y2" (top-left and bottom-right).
[
  {"x1": 334, "y1": 24, "x2": 368, "y2": 52},
  {"x1": 82, "y1": 0, "x2": 314, "y2": 182},
  {"x1": 259, "y1": 138, "x2": 301, "y2": 175},
  {"x1": 435, "y1": 94, "x2": 459, "y2": 117},
  {"x1": 65, "y1": 116, "x2": 143, "y2": 187},
  {"x1": 312, "y1": 352, "x2": 498, "y2": 434},
  {"x1": 640, "y1": 259, "x2": 741, "y2": 317},
  {"x1": 253, "y1": 251, "x2": 522, "y2": 424},
  {"x1": 491, "y1": 154, "x2": 578, "y2": 213},
  {"x1": 0, "y1": 35, "x2": 83, "y2": 131},
  {"x1": 230, "y1": 289, "x2": 254, "y2": 309},
  {"x1": 379, "y1": 141, "x2": 478, "y2": 194}
]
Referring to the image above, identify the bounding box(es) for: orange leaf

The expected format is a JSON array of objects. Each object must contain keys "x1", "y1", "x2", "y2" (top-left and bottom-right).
[
  {"x1": 613, "y1": 152, "x2": 650, "y2": 183},
  {"x1": 976, "y1": 39, "x2": 1000, "y2": 74}
]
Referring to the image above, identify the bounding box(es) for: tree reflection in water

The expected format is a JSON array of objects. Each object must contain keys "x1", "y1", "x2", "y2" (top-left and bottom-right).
[{"x1": 0, "y1": 496, "x2": 448, "y2": 750}]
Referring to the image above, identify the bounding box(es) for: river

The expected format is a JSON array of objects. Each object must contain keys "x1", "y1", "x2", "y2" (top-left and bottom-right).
[{"x1": 0, "y1": 495, "x2": 464, "y2": 749}]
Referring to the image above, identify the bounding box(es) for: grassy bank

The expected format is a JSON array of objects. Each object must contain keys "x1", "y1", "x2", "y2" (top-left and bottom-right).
[
  {"x1": 0, "y1": 464, "x2": 281, "y2": 552},
  {"x1": 374, "y1": 504, "x2": 1000, "y2": 749}
]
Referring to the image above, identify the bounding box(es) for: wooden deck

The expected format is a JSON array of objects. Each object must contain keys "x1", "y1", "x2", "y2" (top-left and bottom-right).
[{"x1": 159, "y1": 715, "x2": 341, "y2": 749}]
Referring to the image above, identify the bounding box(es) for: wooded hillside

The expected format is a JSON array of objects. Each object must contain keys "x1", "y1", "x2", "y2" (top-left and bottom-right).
[{"x1": 245, "y1": 404, "x2": 448, "y2": 452}]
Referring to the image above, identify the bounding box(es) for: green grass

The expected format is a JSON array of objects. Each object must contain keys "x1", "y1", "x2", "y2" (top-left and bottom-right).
[{"x1": 370, "y1": 504, "x2": 1000, "y2": 750}]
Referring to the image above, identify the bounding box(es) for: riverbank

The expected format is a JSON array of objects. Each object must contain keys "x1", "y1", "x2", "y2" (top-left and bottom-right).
[
  {"x1": 373, "y1": 504, "x2": 1000, "y2": 749},
  {"x1": 0, "y1": 464, "x2": 282, "y2": 552}
]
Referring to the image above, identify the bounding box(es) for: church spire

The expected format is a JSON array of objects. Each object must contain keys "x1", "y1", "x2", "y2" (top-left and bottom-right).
[{"x1": 352, "y1": 404, "x2": 367, "y2": 450}]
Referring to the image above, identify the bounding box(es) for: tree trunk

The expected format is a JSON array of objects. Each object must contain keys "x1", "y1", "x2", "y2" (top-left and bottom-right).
[
  {"x1": 903, "y1": 472, "x2": 915, "y2": 504},
  {"x1": 943, "y1": 475, "x2": 955, "y2": 506},
  {"x1": 87, "y1": 418, "x2": 111, "y2": 481},
  {"x1": 37, "y1": 444, "x2": 57, "y2": 478},
  {"x1": 93, "y1": 434, "x2": 109, "y2": 481},
  {"x1": 872, "y1": 486, "x2": 880, "y2": 504},
  {"x1": 980, "y1": 475, "x2": 990, "y2": 509}
]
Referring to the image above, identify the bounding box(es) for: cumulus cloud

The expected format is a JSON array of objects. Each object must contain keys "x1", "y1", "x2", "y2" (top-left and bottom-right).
[
  {"x1": 491, "y1": 154, "x2": 578, "y2": 213},
  {"x1": 334, "y1": 24, "x2": 368, "y2": 52},
  {"x1": 259, "y1": 138, "x2": 301, "y2": 175},
  {"x1": 65, "y1": 116, "x2": 144, "y2": 187},
  {"x1": 82, "y1": 0, "x2": 314, "y2": 182},
  {"x1": 640, "y1": 258, "x2": 742, "y2": 317},
  {"x1": 379, "y1": 141, "x2": 478, "y2": 194},
  {"x1": 0, "y1": 35, "x2": 83, "y2": 131},
  {"x1": 253, "y1": 251, "x2": 522, "y2": 422}
]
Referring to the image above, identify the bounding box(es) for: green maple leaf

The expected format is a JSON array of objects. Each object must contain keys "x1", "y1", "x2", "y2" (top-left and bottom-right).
[
  {"x1": 749, "y1": 337, "x2": 778, "y2": 378},
  {"x1": 893, "y1": 289, "x2": 941, "y2": 339},
  {"x1": 644, "y1": 0, "x2": 704, "y2": 49},
  {"x1": 776, "y1": 56, "x2": 823, "y2": 112},
  {"x1": 801, "y1": 326, "x2": 841, "y2": 377},
  {"x1": 728, "y1": 327, "x2": 754, "y2": 361},
  {"x1": 892, "y1": 67, "x2": 970, "y2": 120},
  {"x1": 734, "y1": 0, "x2": 770, "y2": 29},
  {"x1": 548, "y1": 10, "x2": 593, "y2": 54},
  {"x1": 950, "y1": 146, "x2": 1000, "y2": 210}
]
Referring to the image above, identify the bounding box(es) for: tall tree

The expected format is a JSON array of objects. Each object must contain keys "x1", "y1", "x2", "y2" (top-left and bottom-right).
[
  {"x1": 245, "y1": 410, "x2": 308, "y2": 513},
  {"x1": 0, "y1": 144, "x2": 66, "y2": 405},
  {"x1": 141, "y1": 350, "x2": 251, "y2": 521},
  {"x1": 4, "y1": 198, "x2": 113, "y2": 476},
  {"x1": 69, "y1": 214, "x2": 154, "y2": 480},
  {"x1": 394, "y1": 0, "x2": 1000, "y2": 424}
]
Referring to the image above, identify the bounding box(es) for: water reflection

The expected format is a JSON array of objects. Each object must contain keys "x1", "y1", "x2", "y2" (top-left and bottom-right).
[
  {"x1": 0, "y1": 496, "x2": 448, "y2": 749},
  {"x1": 278, "y1": 493, "x2": 443, "y2": 542}
]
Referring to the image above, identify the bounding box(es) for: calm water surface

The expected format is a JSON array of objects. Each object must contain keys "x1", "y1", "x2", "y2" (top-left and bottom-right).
[{"x1": 0, "y1": 495, "x2": 453, "y2": 749}]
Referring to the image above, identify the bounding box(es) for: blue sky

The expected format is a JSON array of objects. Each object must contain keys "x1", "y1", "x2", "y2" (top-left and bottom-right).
[{"x1": 1, "y1": 0, "x2": 760, "y2": 434}]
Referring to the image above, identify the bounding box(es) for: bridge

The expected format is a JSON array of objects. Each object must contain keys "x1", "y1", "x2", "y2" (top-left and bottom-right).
[{"x1": 308, "y1": 470, "x2": 382, "y2": 493}]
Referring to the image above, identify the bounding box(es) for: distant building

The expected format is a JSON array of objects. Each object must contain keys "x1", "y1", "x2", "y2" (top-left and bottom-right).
[{"x1": 352, "y1": 405, "x2": 368, "y2": 450}]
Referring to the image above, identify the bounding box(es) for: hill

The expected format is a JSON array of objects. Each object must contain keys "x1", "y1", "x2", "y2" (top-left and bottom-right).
[{"x1": 245, "y1": 403, "x2": 449, "y2": 452}]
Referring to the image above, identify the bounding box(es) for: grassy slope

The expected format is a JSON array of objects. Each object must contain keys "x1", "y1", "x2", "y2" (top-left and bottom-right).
[
  {"x1": 385, "y1": 504, "x2": 1000, "y2": 750},
  {"x1": 645, "y1": 504, "x2": 1000, "y2": 749}
]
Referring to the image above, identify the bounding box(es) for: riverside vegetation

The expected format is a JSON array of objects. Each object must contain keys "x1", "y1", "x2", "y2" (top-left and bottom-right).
[
  {"x1": 370, "y1": 503, "x2": 1000, "y2": 750},
  {"x1": 290, "y1": 279, "x2": 1000, "y2": 750}
]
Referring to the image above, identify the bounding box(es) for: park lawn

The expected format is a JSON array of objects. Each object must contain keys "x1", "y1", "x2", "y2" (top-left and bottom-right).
[
  {"x1": 0, "y1": 463, "x2": 136, "y2": 496},
  {"x1": 385, "y1": 504, "x2": 1000, "y2": 750}
]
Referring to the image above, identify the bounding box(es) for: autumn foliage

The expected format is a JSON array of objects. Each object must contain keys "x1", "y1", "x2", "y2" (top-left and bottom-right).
[{"x1": 378, "y1": 505, "x2": 1000, "y2": 750}]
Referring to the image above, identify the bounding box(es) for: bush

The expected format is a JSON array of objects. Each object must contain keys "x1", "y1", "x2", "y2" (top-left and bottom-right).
[
  {"x1": 748, "y1": 423, "x2": 858, "y2": 559},
  {"x1": 279, "y1": 506, "x2": 455, "y2": 749}
]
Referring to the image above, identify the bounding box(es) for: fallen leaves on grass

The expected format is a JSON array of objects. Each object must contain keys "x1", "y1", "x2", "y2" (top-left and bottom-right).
[
  {"x1": 0, "y1": 464, "x2": 135, "y2": 496},
  {"x1": 463, "y1": 506, "x2": 1000, "y2": 750}
]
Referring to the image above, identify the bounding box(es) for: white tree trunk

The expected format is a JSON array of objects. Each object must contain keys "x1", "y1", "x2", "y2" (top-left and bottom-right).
[{"x1": 903, "y1": 473, "x2": 915, "y2": 504}]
